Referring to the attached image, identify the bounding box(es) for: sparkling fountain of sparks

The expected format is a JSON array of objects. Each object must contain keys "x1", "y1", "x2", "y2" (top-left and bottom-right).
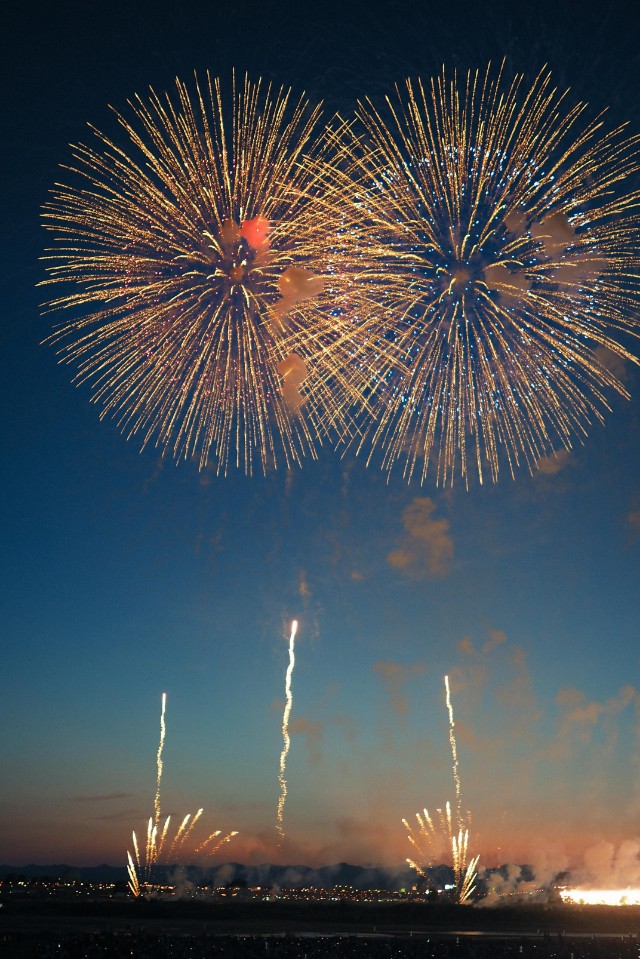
[
  {"x1": 127, "y1": 812, "x2": 237, "y2": 897},
  {"x1": 403, "y1": 677, "x2": 479, "y2": 902},
  {"x1": 125, "y1": 698, "x2": 237, "y2": 897},
  {"x1": 153, "y1": 692, "x2": 167, "y2": 834},
  {"x1": 310, "y1": 63, "x2": 640, "y2": 486},
  {"x1": 276, "y1": 619, "x2": 298, "y2": 842}
]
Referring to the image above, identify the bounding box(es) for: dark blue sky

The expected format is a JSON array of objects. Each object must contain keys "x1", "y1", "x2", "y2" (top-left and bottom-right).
[{"x1": 2, "y1": 0, "x2": 640, "y2": 884}]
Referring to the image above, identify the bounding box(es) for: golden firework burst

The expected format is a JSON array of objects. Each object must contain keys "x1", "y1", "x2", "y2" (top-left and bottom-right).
[
  {"x1": 41, "y1": 73, "x2": 361, "y2": 475},
  {"x1": 318, "y1": 64, "x2": 640, "y2": 485}
]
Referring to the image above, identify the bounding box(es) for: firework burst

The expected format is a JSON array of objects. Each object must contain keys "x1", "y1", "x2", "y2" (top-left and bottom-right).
[
  {"x1": 321, "y1": 64, "x2": 640, "y2": 485},
  {"x1": 40, "y1": 73, "x2": 361, "y2": 475}
]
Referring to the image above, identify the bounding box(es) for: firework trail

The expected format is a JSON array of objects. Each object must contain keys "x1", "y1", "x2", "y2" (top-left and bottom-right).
[
  {"x1": 444, "y1": 675, "x2": 462, "y2": 831},
  {"x1": 132, "y1": 831, "x2": 141, "y2": 871},
  {"x1": 168, "y1": 813, "x2": 192, "y2": 859},
  {"x1": 197, "y1": 830, "x2": 239, "y2": 857},
  {"x1": 157, "y1": 815, "x2": 171, "y2": 860},
  {"x1": 276, "y1": 619, "x2": 298, "y2": 841},
  {"x1": 127, "y1": 851, "x2": 140, "y2": 898},
  {"x1": 154, "y1": 692, "x2": 167, "y2": 831},
  {"x1": 194, "y1": 830, "x2": 221, "y2": 853},
  {"x1": 315, "y1": 64, "x2": 640, "y2": 486},
  {"x1": 41, "y1": 73, "x2": 364, "y2": 476},
  {"x1": 144, "y1": 817, "x2": 154, "y2": 880},
  {"x1": 179, "y1": 807, "x2": 204, "y2": 848}
]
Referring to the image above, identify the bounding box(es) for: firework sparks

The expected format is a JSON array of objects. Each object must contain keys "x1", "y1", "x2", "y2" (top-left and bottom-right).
[
  {"x1": 276, "y1": 619, "x2": 298, "y2": 841},
  {"x1": 127, "y1": 851, "x2": 140, "y2": 898},
  {"x1": 154, "y1": 692, "x2": 167, "y2": 832},
  {"x1": 40, "y1": 73, "x2": 363, "y2": 476},
  {"x1": 178, "y1": 807, "x2": 204, "y2": 849},
  {"x1": 318, "y1": 64, "x2": 640, "y2": 486}
]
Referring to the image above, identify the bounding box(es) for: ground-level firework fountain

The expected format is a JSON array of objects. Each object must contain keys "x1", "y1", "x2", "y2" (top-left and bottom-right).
[
  {"x1": 403, "y1": 675, "x2": 479, "y2": 903},
  {"x1": 127, "y1": 812, "x2": 237, "y2": 897},
  {"x1": 126, "y1": 693, "x2": 237, "y2": 897}
]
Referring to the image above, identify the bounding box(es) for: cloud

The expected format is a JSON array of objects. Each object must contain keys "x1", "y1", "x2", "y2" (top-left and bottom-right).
[
  {"x1": 628, "y1": 510, "x2": 640, "y2": 535},
  {"x1": 387, "y1": 498, "x2": 453, "y2": 578},
  {"x1": 594, "y1": 345, "x2": 631, "y2": 385},
  {"x1": 553, "y1": 684, "x2": 638, "y2": 750},
  {"x1": 89, "y1": 807, "x2": 140, "y2": 822},
  {"x1": 289, "y1": 716, "x2": 324, "y2": 764},
  {"x1": 535, "y1": 449, "x2": 572, "y2": 476},
  {"x1": 298, "y1": 569, "x2": 311, "y2": 601},
  {"x1": 483, "y1": 628, "x2": 506, "y2": 654},
  {"x1": 373, "y1": 661, "x2": 426, "y2": 719}
]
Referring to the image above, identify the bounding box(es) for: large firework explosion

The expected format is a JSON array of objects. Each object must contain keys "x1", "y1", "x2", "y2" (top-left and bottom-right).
[
  {"x1": 320, "y1": 64, "x2": 640, "y2": 486},
  {"x1": 40, "y1": 73, "x2": 360, "y2": 475}
]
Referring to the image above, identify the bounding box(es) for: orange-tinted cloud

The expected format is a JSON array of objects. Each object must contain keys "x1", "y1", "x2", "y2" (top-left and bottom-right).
[
  {"x1": 289, "y1": 716, "x2": 323, "y2": 764},
  {"x1": 535, "y1": 449, "x2": 572, "y2": 476},
  {"x1": 594, "y1": 345, "x2": 630, "y2": 385},
  {"x1": 628, "y1": 510, "x2": 640, "y2": 535},
  {"x1": 387, "y1": 498, "x2": 453, "y2": 578}
]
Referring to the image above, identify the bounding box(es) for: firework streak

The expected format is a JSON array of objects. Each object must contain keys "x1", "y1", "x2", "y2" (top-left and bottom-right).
[
  {"x1": 276, "y1": 620, "x2": 298, "y2": 841},
  {"x1": 154, "y1": 692, "x2": 167, "y2": 831}
]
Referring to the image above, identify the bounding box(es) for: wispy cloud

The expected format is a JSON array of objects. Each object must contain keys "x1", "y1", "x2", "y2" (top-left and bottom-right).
[
  {"x1": 628, "y1": 510, "x2": 640, "y2": 535},
  {"x1": 387, "y1": 498, "x2": 453, "y2": 578},
  {"x1": 373, "y1": 661, "x2": 426, "y2": 719},
  {"x1": 535, "y1": 449, "x2": 572, "y2": 476}
]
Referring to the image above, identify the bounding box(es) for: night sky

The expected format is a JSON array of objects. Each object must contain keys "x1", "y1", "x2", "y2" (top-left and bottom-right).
[{"x1": 3, "y1": 0, "x2": 640, "y2": 887}]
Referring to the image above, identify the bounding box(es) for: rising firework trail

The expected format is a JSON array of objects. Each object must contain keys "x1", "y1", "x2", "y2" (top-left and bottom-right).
[
  {"x1": 444, "y1": 674, "x2": 462, "y2": 831},
  {"x1": 276, "y1": 619, "x2": 298, "y2": 841},
  {"x1": 154, "y1": 692, "x2": 167, "y2": 831}
]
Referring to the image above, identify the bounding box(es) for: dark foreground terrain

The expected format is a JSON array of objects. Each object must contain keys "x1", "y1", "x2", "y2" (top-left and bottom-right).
[{"x1": 3, "y1": 901, "x2": 640, "y2": 957}]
